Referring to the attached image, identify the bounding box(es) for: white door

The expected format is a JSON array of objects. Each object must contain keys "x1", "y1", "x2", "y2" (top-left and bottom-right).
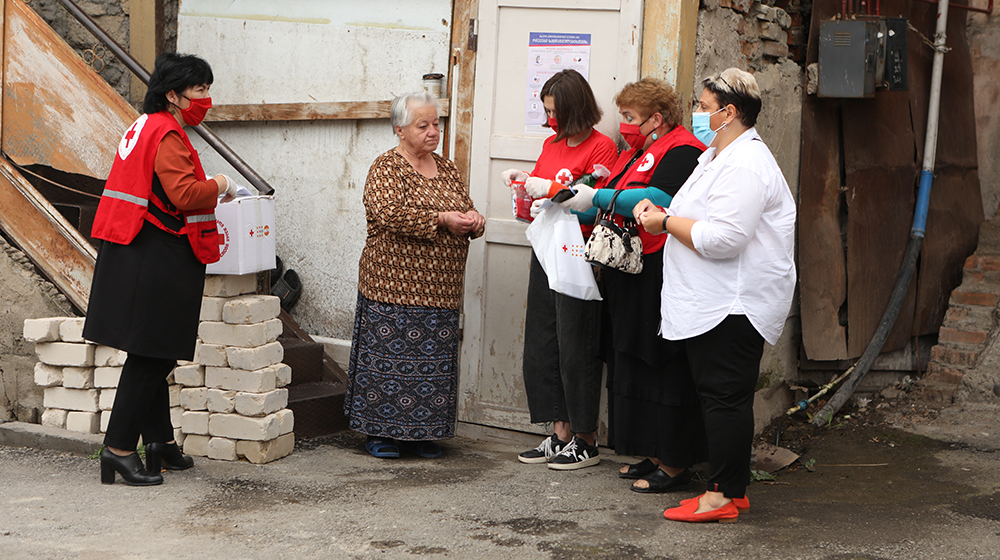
[{"x1": 459, "y1": 0, "x2": 642, "y2": 439}]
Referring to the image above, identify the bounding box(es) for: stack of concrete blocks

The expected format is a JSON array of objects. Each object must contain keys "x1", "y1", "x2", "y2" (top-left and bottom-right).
[
  {"x1": 180, "y1": 274, "x2": 294, "y2": 464},
  {"x1": 24, "y1": 317, "x2": 128, "y2": 435}
]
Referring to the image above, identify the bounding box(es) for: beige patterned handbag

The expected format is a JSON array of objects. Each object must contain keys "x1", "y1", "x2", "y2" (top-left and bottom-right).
[{"x1": 584, "y1": 189, "x2": 643, "y2": 274}]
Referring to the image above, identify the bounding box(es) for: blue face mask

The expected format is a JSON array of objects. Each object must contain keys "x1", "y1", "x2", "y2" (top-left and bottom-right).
[{"x1": 692, "y1": 108, "x2": 725, "y2": 146}]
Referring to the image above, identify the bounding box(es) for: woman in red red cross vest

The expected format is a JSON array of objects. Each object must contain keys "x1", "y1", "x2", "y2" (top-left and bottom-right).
[
  {"x1": 83, "y1": 53, "x2": 237, "y2": 486},
  {"x1": 501, "y1": 69, "x2": 617, "y2": 470}
]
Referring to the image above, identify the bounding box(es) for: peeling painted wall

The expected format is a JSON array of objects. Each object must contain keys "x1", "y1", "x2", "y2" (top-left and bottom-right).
[{"x1": 176, "y1": 0, "x2": 452, "y2": 339}]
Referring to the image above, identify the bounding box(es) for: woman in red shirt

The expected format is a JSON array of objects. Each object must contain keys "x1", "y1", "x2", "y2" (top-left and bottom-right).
[{"x1": 502, "y1": 69, "x2": 617, "y2": 470}]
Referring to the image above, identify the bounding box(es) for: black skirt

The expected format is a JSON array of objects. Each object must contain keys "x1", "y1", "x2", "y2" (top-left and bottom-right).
[{"x1": 83, "y1": 221, "x2": 206, "y2": 361}]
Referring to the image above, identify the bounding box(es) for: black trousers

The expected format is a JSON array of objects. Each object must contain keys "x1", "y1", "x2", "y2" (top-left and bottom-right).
[
  {"x1": 522, "y1": 251, "x2": 604, "y2": 434},
  {"x1": 682, "y1": 315, "x2": 764, "y2": 499},
  {"x1": 103, "y1": 354, "x2": 176, "y2": 451}
]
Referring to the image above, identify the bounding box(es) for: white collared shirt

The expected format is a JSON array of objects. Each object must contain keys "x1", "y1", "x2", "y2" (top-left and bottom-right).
[{"x1": 659, "y1": 127, "x2": 796, "y2": 345}]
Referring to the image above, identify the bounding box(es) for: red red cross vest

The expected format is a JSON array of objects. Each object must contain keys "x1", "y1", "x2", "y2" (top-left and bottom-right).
[
  {"x1": 606, "y1": 125, "x2": 704, "y2": 254},
  {"x1": 91, "y1": 111, "x2": 220, "y2": 264}
]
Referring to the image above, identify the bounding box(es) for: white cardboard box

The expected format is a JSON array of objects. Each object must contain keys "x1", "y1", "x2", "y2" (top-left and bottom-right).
[{"x1": 207, "y1": 195, "x2": 276, "y2": 275}]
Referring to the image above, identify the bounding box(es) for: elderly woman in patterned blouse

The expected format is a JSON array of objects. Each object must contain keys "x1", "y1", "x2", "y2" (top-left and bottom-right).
[{"x1": 345, "y1": 90, "x2": 485, "y2": 459}]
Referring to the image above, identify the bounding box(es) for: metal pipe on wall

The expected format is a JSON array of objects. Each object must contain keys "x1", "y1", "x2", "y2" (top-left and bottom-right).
[{"x1": 54, "y1": 0, "x2": 276, "y2": 195}]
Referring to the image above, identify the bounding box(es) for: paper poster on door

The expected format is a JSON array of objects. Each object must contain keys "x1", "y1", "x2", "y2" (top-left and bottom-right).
[{"x1": 525, "y1": 32, "x2": 592, "y2": 135}]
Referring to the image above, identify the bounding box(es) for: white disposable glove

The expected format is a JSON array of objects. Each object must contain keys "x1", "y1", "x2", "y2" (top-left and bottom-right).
[
  {"x1": 525, "y1": 177, "x2": 553, "y2": 199},
  {"x1": 501, "y1": 169, "x2": 529, "y2": 187},
  {"x1": 558, "y1": 184, "x2": 597, "y2": 212},
  {"x1": 218, "y1": 174, "x2": 239, "y2": 203},
  {"x1": 529, "y1": 198, "x2": 548, "y2": 218}
]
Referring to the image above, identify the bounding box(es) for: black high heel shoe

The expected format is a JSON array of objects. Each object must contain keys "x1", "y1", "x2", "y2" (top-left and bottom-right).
[
  {"x1": 100, "y1": 448, "x2": 163, "y2": 486},
  {"x1": 145, "y1": 442, "x2": 194, "y2": 472}
]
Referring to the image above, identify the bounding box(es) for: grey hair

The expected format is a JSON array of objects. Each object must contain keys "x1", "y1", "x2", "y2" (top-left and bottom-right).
[
  {"x1": 390, "y1": 91, "x2": 440, "y2": 131},
  {"x1": 702, "y1": 67, "x2": 762, "y2": 127}
]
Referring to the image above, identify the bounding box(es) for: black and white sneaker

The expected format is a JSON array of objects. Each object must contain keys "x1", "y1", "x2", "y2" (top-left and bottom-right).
[
  {"x1": 517, "y1": 434, "x2": 567, "y2": 464},
  {"x1": 547, "y1": 436, "x2": 600, "y2": 470}
]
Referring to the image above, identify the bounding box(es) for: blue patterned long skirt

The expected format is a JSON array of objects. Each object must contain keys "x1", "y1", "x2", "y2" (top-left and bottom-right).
[{"x1": 344, "y1": 292, "x2": 460, "y2": 441}]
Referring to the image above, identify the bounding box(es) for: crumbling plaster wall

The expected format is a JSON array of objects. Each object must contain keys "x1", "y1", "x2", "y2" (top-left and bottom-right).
[
  {"x1": 694, "y1": 0, "x2": 805, "y2": 402},
  {"x1": 967, "y1": 8, "x2": 1000, "y2": 218},
  {"x1": 0, "y1": 238, "x2": 77, "y2": 423}
]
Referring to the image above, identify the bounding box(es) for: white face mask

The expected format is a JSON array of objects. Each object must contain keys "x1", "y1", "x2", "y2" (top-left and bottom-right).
[{"x1": 691, "y1": 108, "x2": 726, "y2": 146}]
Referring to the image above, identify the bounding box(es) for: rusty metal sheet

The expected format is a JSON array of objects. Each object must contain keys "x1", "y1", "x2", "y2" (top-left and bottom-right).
[
  {"x1": 0, "y1": 156, "x2": 95, "y2": 311},
  {"x1": 2, "y1": 0, "x2": 136, "y2": 178}
]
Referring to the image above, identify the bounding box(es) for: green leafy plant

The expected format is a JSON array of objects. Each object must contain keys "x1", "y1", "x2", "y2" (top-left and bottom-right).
[
  {"x1": 88, "y1": 443, "x2": 145, "y2": 460},
  {"x1": 750, "y1": 468, "x2": 776, "y2": 482}
]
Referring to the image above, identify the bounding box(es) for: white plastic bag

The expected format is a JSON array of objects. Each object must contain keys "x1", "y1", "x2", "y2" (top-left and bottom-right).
[{"x1": 524, "y1": 202, "x2": 602, "y2": 301}]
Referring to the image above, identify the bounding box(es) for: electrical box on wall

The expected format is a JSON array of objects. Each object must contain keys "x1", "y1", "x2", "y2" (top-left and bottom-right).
[{"x1": 817, "y1": 17, "x2": 908, "y2": 98}]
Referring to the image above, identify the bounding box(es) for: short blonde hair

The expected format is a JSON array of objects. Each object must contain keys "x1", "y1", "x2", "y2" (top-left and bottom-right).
[
  {"x1": 613, "y1": 78, "x2": 683, "y2": 128},
  {"x1": 702, "y1": 68, "x2": 761, "y2": 127}
]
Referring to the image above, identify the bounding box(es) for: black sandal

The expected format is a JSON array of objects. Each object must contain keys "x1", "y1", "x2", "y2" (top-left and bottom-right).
[
  {"x1": 630, "y1": 468, "x2": 693, "y2": 493},
  {"x1": 618, "y1": 458, "x2": 658, "y2": 479}
]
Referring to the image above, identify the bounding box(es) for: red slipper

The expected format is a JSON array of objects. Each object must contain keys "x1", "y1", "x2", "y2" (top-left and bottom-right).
[
  {"x1": 664, "y1": 498, "x2": 739, "y2": 523},
  {"x1": 680, "y1": 494, "x2": 750, "y2": 513}
]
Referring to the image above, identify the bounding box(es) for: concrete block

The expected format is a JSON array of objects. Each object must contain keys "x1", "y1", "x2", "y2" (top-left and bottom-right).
[
  {"x1": 35, "y1": 342, "x2": 95, "y2": 367},
  {"x1": 207, "y1": 437, "x2": 239, "y2": 461},
  {"x1": 237, "y1": 433, "x2": 294, "y2": 464},
  {"x1": 209, "y1": 413, "x2": 279, "y2": 441},
  {"x1": 94, "y1": 346, "x2": 127, "y2": 367},
  {"x1": 275, "y1": 363, "x2": 292, "y2": 388},
  {"x1": 183, "y1": 434, "x2": 210, "y2": 457},
  {"x1": 101, "y1": 410, "x2": 112, "y2": 432},
  {"x1": 223, "y1": 295, "x2": 281, "y2": 325},
  {"x1": 205, "y1": 365, "x2": 278, "y2": 393},
  {"x1": 198, "y1": 319, "x2": 283, "y2": 348},
  {"x1": 95, "y1": 367, "x2": 122, "y2": 388},
  {"x1": 66, "y1": 411, "x2": 100, "y2": 434},
  {"x1": 276, "y1": 408, "x2": 294, "y2": 435},
  {"x1": 195, "y1": 343, "x2": 229, "y2": 367},
  {"x1": 41, "y1": 408, "x2": 68, "y2": 428},
  {"x1": 203, "y1": 274, "x2": 257, "y2": 297},
  {"x1": 62, "y1": 367, "x2": 95, "y2": 389},
  {"x1": 234, "y1": 389, "x2": 288, "y2": 417},
  {"x1": 168, "y1": 384, "x2": 182, "y2": 407},
  {"x1": 34, "y1": 362, "x2": 64, "y2": 388},
  {"x1": 99, "y1": 388, "x2": 117, "y2": 411},
  {"x1": 174, "y1": 428, "x2": 186, "y2": 447},
  {"x1": 200, "y1": 296, "x2": 227, "y2": 322},
  {"x1": 226, "y1": 341, "x2": 283, "y2": 371},
  {"x1": 173, "y1": 364, "x2": 205, "y2": 387},
  {"x1": 59, "y1": 318, "x2": 86, "y2": 343},
  {"x1": 760, "y1": 22, "x2": 788, "y2": 43},
  {"x1": 23, "y1": 318, "x2": 64, "y2": 342},
  {"x1": 180, "y1": 387, "x2": 208, "y2": 411},
  {"x1": 206, "y1": 388, "x2": 237, "y2": 413},
  {"x1": 181, "y1": 410, "x2": 210, "y2": 435},
  {"x1": 170, "y1": 406, "x2": 184, "y2": 429},
  {"x1": 43, "y1": 387, "x2": 99, "y2": 412}
]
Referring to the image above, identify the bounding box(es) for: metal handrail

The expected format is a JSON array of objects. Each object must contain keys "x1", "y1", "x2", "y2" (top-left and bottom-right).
[{"x1": 55, "y1": 0, "x2": 276, "y2": 195}]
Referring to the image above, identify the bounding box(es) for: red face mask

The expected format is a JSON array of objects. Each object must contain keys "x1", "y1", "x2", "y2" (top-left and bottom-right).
[
  {"x1": 178, "y1": 95, "x2": 212, "y2": 127},
  {"x1": 547, "y1": 116, "x2": 559, "y2": 135},
  {"x1": 619, "y1": 114, "x2": 652, "y2": 150}
]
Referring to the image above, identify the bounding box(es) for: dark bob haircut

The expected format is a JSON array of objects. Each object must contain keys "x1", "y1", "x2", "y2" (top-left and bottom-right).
[
  {"x1": 540, "y1": 69, "x2": 603, "y2": 143},
  {"x1": 142, "y1": 52, "x2": 214, "y2": 115}
]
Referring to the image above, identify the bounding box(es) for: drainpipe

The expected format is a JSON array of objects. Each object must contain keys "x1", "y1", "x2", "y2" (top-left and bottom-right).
[{"x1": 813, "y1": 0, "x2": 951, "y2": 426}]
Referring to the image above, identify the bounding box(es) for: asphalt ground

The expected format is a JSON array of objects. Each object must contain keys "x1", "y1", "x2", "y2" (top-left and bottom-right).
[{"x1": 1, "y1": 401, "x2": 999, "y2": 560}]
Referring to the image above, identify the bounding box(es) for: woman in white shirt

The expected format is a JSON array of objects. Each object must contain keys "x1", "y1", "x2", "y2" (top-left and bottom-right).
[{"x1": 634, "y1": 68, "x2": 796, "y2": 523}]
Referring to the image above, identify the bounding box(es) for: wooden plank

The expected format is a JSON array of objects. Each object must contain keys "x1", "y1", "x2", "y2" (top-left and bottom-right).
[
  {"x1": 2, "y1": 0, "x2": 136, "y2": 178},
  {"x1": 641, "y1": 0, "x2": 699, "y2": 107},
  {"x1": 0, "y1": 157, "x2": 95, "y2": 312},
  {"x1": 449, "y1": 0, "x2": 478, "y2": 185},
  {"x1": 205, "y1": 99, "x2": 450, "y2": 123},
  {"x1": 127, "y1": 0, "x2": 158, "y2": 105}
]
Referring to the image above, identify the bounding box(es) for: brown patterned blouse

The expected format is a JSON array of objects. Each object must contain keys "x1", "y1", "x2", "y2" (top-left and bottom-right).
[{"x1": 357, "y1": 148, "x2": 484, "y2": 310}]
